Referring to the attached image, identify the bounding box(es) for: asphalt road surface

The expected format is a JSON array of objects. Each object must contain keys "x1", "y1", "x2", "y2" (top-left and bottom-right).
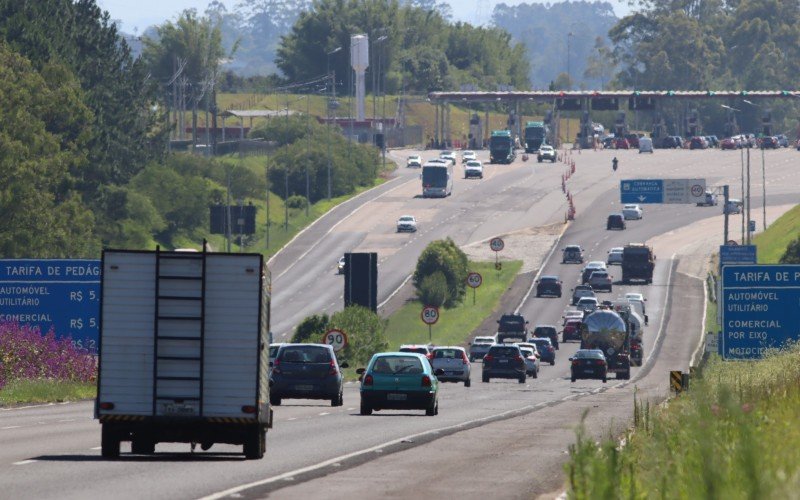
[{"x1": 1, "y1": 147, "x2": 797, "y2": 499}]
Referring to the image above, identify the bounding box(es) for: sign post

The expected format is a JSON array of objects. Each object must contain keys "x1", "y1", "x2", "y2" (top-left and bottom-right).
[
  {"x1": 322, "y1": 329, "x2": 348, "y2": 352},
  {"x1": 489, "y1": 237, "x2": 504, "y2": 272},
  {"x1": 466, "y1": 272, "x2": 483, "y2": 305},
  {"x1": 421, "y1": 305, "x2": 439, "y2": 342}
]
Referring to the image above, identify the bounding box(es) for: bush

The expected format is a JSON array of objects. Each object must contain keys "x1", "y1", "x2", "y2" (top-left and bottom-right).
[
  {"x1": 417, "y1": 271, "x2": 448, "y2": 307},
  {"x1": 0, "y1": 322, "x2": 96, "y2": 390},
  {"x1": 293, "y1": 313, "x2": 330, "y2": 343},
  {"x1": 286, "y1": 194, "x2": 309, "y2": 210},
  {"x1": 328, "y1": 306, "x2": 388, "y2": 367},
  {"x1": 779, "y1": 237, "x2": 800, "y2": 263},
  {"x1": 413, "y1": 238, "x2": 469, "y2": 308}
]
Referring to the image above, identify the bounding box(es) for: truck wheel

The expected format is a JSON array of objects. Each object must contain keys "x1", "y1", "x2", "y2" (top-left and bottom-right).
[
  {"x1": 360, "y1": 401, "x2": 372, "y2": 416},
  {"x1": 571, "y1": 377, "x2": 576, "y2": 383},
  {"x1": 469, "y1": 355, "x2": 475, "y2": 362},
  {"x1": 131, "y1": 437, "x2": 155, "y2": 455},
  {"x1": 269, "y1": 394, "x2": 281, "y2": 406},
  {"x1": 602, "y1": 377, "x2": 607, "y2": 383},
  {"x1": 550, "y1": 360, "x2": 556, "y2": 366},
  {"x1": 243, "y1": 428, "x2": 265, "y2": 459},
  {"x1": 101, "y1": 424, "x2": 120, "y2": 459}
]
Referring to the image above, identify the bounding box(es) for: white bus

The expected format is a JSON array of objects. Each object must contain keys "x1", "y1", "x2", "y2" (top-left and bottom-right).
[{"x1": 421, "y1": 161, "x2": 453, "y2": 198}]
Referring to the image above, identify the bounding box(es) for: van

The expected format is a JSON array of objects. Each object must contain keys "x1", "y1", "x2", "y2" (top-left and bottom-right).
[
  {"x1": 638, "y1": 137, "x2": 654, "y2": 153},
  {"x1": 696, "y1": 191, "x2": 717, "y2": 207},
  {"x1": 724, "y1": 198, "x2": 743, "y2": 215}
]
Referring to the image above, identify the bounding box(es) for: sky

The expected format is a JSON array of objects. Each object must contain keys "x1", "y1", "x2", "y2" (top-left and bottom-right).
[{"x1": 97, "y1": 0, "x2": 632, "y2": 34}]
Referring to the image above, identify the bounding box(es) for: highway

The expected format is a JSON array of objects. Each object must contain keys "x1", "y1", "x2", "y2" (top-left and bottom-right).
[{"x1": 0, "y1": 147, "x2": 797, "y2": 499}]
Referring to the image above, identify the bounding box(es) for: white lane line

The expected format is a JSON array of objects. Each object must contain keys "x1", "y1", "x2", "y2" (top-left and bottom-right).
[
  {"x1": 377, "y1": 274, "x2": 413, "y2": 309},
  {"x1": 1, "y1": 425, "x2": 22, "y2": 430},
  {"x1": 57, "y1": 419, "x2": 75, "y2": 423},
  {"x1": 318, "y1": 412, "x2": 330, "y2": 416},
  {"x1": 286, "y1": 418, "x2": 297, "y2": 421},
  {"x1": 13, "y1": 460, "x2": 37, "y2": 466},
  {"x1": 91, "y1": 447, "x2": 102, "y2": 450}
]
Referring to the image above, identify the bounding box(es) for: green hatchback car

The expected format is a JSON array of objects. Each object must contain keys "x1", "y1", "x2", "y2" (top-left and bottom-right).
[{"x1": 357, "y1": 352, "x2": 443, "y2": 416}]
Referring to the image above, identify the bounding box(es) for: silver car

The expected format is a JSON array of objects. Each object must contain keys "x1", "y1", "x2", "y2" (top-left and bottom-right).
[
  {"x1": 517, "y1": 345, "x2": 540, "y2": 378},
  {"x1": 468, "y1": 336, "x2": 496, "y2": 361},
  {"x1": 430, "y1": 346, "x2": 471, "y2": 386}
]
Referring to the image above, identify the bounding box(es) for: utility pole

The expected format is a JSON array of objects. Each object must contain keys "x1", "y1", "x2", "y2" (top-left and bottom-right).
[
  {"x1": 746, "y1": 146, "x2": 752, "y2": 244},
  {"x1": 265, "y1": 153, "x2": 271, "y2": 250},
  {"x1": 741, "y1": 146, "x2": 745, "y2": 243},
  {"x1": 761, "y1": 146, "x2": 767, "y2": 232},
  {"x1": 306, "y1": 95, "x2": 310, "y2": 217},
  {"x1": 723, "y1": 185, "x2": 729, "y2": 245},
  {"x1": 326, "y1": 46, "x2": 341, "y2": 201}
]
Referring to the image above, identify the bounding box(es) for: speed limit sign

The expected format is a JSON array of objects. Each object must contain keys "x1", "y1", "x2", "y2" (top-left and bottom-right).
[
  {"x1": 467, "y1": 272, "x2": 483, "y2": 288},
  {"x1": 421, "y1": 306, "x2": 439, "y2": 325},
  {"x1": 322, "y1": 329, "x2": 348, "y2": 352},
  {"x1": 489, "y1": 237, "x2": 505, "y2": 252}
]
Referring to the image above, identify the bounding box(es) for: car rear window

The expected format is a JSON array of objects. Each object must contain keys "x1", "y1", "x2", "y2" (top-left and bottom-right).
[
  {"x1": 488, "y1": 346, "x2": 519, "y2": 357},
  {"x1": 534, "y1": 327, "x2": 556, "y2": 335},
  {"x1": 519, "y1": 347, "x2": 534, "y2": 357},
  {"x1": 399, "y1": 347, "x2": 428, "y2": 355},
  {"x1": 372, "y1": 356, "x2": 424, "y2": 374},
  {"x1": 433, "y1": 349, "x2": 461, "y2": 359},
  {"x1": 575, "y1": 350, "x2": 602, "y2": 359},
  {"x1": 279, "y1": 345, "x2": 331, "y2": 363}
]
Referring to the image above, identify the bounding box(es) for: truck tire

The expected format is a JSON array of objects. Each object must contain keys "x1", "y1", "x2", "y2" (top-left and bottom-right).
[
  {"x1": 101, "y1": 424, "x2": 120, "y2": 459},
  {"x1": 469, "y1": 354, "x2": 475, "y2": 362},
  {"x1": 550, "y1": 360, "x2": 556, "y2": 366},
  {"x1": 269, "y1": 394, "x2": 281, "y2": 406},
  {"x1": 244, "y1": 428, "x2": 265, "y2": 460},
  {"x1": 532, "y1": 368, "x2": 538, "y2": 379},
  {"x1": 131, "y1": 437, "x2": 155, "y2": 455}
]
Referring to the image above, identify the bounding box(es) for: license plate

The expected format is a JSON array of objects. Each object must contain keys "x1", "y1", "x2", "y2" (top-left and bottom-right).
[
  {"x1": 164, "y1": 403, "x2": 196, "y2": 416},
  {"x1": 295, "y1": 384, "x2": 314, "y2": 391},
  {"x1": 499, "y1": 359, "x2": 508, "y2": 364},
  {"x1": 387, "y1": 393, "x2": 407, "y2": 401},
  {"x1": 583, "y1": 369, "x2": 594, "y2": 374}
]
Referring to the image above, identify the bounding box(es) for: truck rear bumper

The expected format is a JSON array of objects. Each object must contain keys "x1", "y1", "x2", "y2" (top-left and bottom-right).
[{"x1": 98, "y1": 416, "x2": 267, "y2": 446}]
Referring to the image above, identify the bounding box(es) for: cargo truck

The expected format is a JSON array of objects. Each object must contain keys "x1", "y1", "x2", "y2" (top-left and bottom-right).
[
  {"x1": 524, "y1": 121, "x2": 548, "y2": 153},
  {"x1": 580, "y1": 309, "x2": 631, "y2": 379},
  {"x1": 621, "y1": 243, "x2": 655, "y2": 284},
  {"x1": 489, "y1": 130, "x2": 515, "y2": 164},
  {"x1": 95, "y1": 248, "x2": 272, "y2": 459}
]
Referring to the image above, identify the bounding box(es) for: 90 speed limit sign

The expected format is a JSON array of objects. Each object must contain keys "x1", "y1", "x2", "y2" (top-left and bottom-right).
[
  {"x1": 322, "y1": 329, "x2": 348, "y2": 352},
  {"x1": 421, "y1": 305, "x2": 439, "y2": 325}
]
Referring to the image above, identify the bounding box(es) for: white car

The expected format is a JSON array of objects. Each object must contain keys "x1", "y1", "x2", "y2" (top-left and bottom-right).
[
  {"x1": 396, "y1": 215, "x2": 418, "y2": 233},
  {"x1": 337, "y1": 256, "x2": 346, "y2": 274},
  {"x1": 439, "y1": 151, "x2": 457, "y2": 165},
  {"x1": 606, "y1": 247, "x2": 624, "y2": 265},
  {"x1": 622, "y1": 204, "x2": 643, "y2": 220},
  {"x1": 538, "y1": 145, "x2": 557, "y2": 163},
  {"x1": 625, "y1": 292, "x2": 647, "y2": 315},
  {"x1": 406, "y1": 155, "x2": 422, "y2": 168},
  {"x1": 464, "y1": 160, "x2": 483, "y2": 179},
  {"x1": 461, "y1": 150, "x2": 477, "y2": 163},
  {"x1": 562, "y1": 309, "x2": 584, "y2": 326},
  {"x1": 517, "y1": 345, "x2": 540, "y2": 377},
  {"x1": 576, "y1": 297, "x2": 599, "y2": 314}
]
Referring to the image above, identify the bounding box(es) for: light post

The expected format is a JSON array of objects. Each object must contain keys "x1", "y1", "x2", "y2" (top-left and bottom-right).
[
  {"x1": 327, "y1": 46, "x2": 342, "y2": 201},
  {"x1": 722, "y1": 103, "x2": 747, "y2": 242},
  {"x1": 566, "y1": 31, "x2": 573, "y2": 90},
  {"x1": 373, "y1": 35, "x2": 388, "y2": 175},
  {"x1": 741, "y1": 99, "x2": 767, "y2": 236}
]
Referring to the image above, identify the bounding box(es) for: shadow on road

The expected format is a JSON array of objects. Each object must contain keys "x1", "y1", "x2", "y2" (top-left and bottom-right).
[{"x1": 33, "y1": 452, "x2": 246, "y2": 462}]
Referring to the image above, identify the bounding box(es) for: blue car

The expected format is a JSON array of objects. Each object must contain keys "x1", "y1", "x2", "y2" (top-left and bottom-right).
[
  {"x1": 530, "y1": 337, "x2": 556, "y2": 365},
  {"x1": 270, "y1": 343, "x2": 347, "y2": 407},
  {"x1": 358, "y1": 352, "x2": 443, "y2": 416}
]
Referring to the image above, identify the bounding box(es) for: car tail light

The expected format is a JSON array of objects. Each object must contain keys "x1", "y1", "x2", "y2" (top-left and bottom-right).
[
  {"x1": 596, "y1": 360, "x2": 605, "y2": 365},
  {"x1": 571, "y1": 360, "x2": 579, "y2": 366},
  {"x1": 515, "y1": 355, "x2": 524, "y2": 363},
  {"x1": 462, "y1": 352, "x2": 469, "y2": 365},
  {"x1": 272, "y1": 360, "x2": 281, "y2": 374},
  {"x1": 328, "y1": 360, "x2": 338, "y2": 375},
  {"x1": 484, "y1": 355, "x2": 494, "y2": 363},
  {"x1": 99, "y1": 402, "x2": 115, "y2": 410},
  {"x1": 364, "y1": 374, "x2": 373, "y2": 386},
  {"x1": 421, "y1": 375, "x2": 432, "y2": 387},
  {"x1": 241, "y1": 405, "x2": 257, "y2": 414}
]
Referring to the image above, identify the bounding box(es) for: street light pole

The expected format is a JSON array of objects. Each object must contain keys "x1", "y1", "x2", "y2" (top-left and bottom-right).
[{"x1": 326, "y1": 46, "x2": 342, "y2": 201}]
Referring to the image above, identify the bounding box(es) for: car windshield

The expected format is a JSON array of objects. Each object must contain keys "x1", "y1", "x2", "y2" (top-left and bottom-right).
[
  {"x1": 534, "y1": 327, "x2": 556, "y2": 335},
  {"x1": 372, "y1": 356, "x2": 424, "y2": 374},
  {"x1": 474, "y1": 337, "x2": 494, "y2": 344},
  {"x1": 441, "y1": 151, "x2": 453, "y2": 156},
  {"x1": 433, "y1": 349, "x2": 461, "y2": 359},
  {"x1": 467, "y1": 161, "x2": 481, "y2": 167},
  {"x1": 575, "y1": 350, "x2": 602, "y2": 359},
  {"x1": 541, "y1": 277, "x2": 558, "y2": 283},
  {"x1": 399, "y1": 217, "x2": 414, "y2": 222},
  {"x1": 532, "y1": 340, "x2": 550, "y2": 348},
  {"x1": 279, "y1": 346, "x2": 330, "y2": 363},
  {"x1": 269, "y1": 346, "x2": 281, "y2": 358}
]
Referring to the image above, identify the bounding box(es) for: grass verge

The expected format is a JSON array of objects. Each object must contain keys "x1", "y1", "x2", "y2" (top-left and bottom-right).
[
  {"x1": 0, "y1": 379, "x2": 96, "y2": 406},
  {"x1": 752, "y1": 203, "x2": 800, "y2": 263},
  {"x1": 383, "y1": 260, "x2": 523, "y2": 348},
  {"x1": 566, "y1": 346, "x2": 800, "y2": 498}
]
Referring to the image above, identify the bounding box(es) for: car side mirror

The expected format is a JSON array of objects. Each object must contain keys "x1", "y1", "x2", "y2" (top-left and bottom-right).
[
  {"x1": 434, "y1": 368, "x2": 445, "y2": 376},
  {"x1": 496, "y1": 320, "x2": 500, "y2": 324},
  {"x1": 339, "y1": 362, "x2": 349, "y2": 369},
  {"x1": 356, "y1": 368, "x2": 365, "y2": 375},
  {"x1": 269, "y1": 361, "x2": 274, "y2": 367},
  {"x1": 568, "y1": 357, "x2": 573, "y2": 361}
]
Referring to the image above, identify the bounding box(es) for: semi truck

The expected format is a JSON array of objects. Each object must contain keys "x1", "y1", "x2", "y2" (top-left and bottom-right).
[
  {"x1": 95, "y1": 248, "x2": 272, "y2": 459},
  {"x1": 524, "y1": 121, "x2": 548, "y2": 153},
  {"x1": 621, "y1": 243, "x2": 655, "y2": 284},
  {"x1": 580, "y1": 309, "x2": 631, "y2": 379},
  {"x1": 489, "y1": 130, "x2": 515, "y2": 164}
]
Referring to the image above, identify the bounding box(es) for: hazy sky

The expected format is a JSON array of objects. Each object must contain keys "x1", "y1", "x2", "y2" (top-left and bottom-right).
[{"x1": 97, "y1": 0, "x2": 631, "y2": 33}]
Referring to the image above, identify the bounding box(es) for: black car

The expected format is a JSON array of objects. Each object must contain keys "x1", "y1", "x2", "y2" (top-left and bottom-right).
[
  {"x1": 760, "y1": 136, "x2": 778, "y2": 149},
  {"x1": 531, "y1": 324, "x2": 559, "y2": 350},
  {"x1": 482, "y1": 344, "x2": 526, "y2": 383},
  {"x1": 606, "y1": 214, "x2": 626, "y2": 230},
  {"x1": 561, "y1": 245, "x2": 584, "y2": 264},
  {"x1": 570, "y1": 349, "x2": 608, "y2": 383},
  {"x1": 530, "y1": 337, "x2": 556, "y2": 365},
  {"x1": 270, "y1": 343, "x2": 348, "y2": 406},
  {"x1": 535, "y1": 275, "x2": 562, "y2": 298}
]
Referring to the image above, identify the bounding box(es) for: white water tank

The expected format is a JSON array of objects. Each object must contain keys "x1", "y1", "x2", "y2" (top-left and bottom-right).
[{"x1": 350, "y1": 34, "x2": 369, "y2": 121}]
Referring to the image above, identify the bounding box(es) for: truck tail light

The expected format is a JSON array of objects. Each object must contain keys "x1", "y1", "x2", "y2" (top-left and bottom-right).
[
  {"x1": 99, "y1": 402, "x2": 115, "y2": 410},
  {"x1": 483, "y1": 355, "x2": 494, "y2": 363},
  {"x1": 572, "y1": 360, "x2": 579, "y2": 366},
  {"x1": 242, "y1": 405, "x2": 257, "y2": 414}
]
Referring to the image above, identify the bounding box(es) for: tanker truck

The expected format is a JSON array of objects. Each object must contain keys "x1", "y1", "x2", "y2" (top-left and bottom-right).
[
  {"x1": 609, "y1": 301, "x2": 645, "y2": 367},
  {"x1": 580, "y1": 309, "x2": 631, "y2": 379}
]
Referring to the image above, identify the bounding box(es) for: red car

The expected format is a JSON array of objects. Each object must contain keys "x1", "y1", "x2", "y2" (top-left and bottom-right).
[
  {"x1": 562, "y1": 319, "x2": 583, "y2": 342},
  {"x1": 614, "y1": 137, "x2": 630, "y2": 149},
  {"x1": 720, "y1": 137, "x2": 737, "y2": 150},
  {"x1": 624, "y1": 134, "x2": 640, "y2": 148}
]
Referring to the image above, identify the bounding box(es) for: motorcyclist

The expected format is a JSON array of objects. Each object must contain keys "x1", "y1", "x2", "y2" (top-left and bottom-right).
[{"x1": 612, "y1": 157, "x2": 618, "y2": 171}]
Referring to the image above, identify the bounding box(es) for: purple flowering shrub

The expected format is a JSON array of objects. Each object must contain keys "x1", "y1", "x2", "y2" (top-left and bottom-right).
[{"x1": 0, "y1": 321, "x2": 96, "y2": 389}]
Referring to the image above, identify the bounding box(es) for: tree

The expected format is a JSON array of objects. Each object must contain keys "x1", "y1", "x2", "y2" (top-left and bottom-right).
[
  {"x1": 417, "y1": 272, "x2": 448, "y2": 308},
  {"x1": 293, "y1": 313, "x2": 330, "y2": 343},
  {"x1": 413, "y1": 239, "x2": 469, "y2": 308},
  {"x1": 780, "y1": 238, "x2": 800, "y2": 264},
  {"x1": 328, "y1": 306, "x2": 388, "y2": 366},
  {"x1": 583, "y1": 36, "x2": 616, "y2": 90}
]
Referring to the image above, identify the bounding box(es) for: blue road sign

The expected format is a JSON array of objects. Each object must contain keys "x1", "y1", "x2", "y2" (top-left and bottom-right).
[
  {"x1": 0, "y1": 260, "x2": 100, "y2": 352},
  {"x1": 721, "y1": 264, "x2": 800, "y2": 360},
  {"x1": 719, "y1": 245, "x2": 757, "y2": 268},
  {"x1": 620, "y1": 179, "x2": 663, "y2": 203}
]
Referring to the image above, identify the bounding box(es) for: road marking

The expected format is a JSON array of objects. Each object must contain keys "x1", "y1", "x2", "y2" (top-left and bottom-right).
[
  {"x1": 57, "y1": 419, "x2": 75, "y2": 423},
  {"x1": 377, "y1": 274, "x2": 413, "y2": 309},
  {"x1": 286, "y1": 418, "x2": 297, "y2": 421},
  {"x1": 13, "y1": 460, "x2": 37, "y2": 466},
  {"x1": 318, "y1": 412, "x2": 330, "y2": 416},
  {"x1": 1, "y1": 426, "x2": 21, "y2": 430},
  {"x1": 90, "y1": 447, "x2": 102, "y2": 450},
  {"x1": 515, "y1": 223, "x2": 570, "y2": 313}
]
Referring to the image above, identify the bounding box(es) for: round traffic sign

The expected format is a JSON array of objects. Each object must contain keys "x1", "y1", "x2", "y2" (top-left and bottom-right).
[
  {"x1": 421, "y1": 306, "x2": 439, "y2": 325},
  {"x1": 726, "y1": 240, "x2": 738, "y2": 246},
  {"x1": 322, "y1": 329, "x2": 348, "y2": 352},
  {"x1": 467, "y1": 272, "x2": 483, "y2": 289},
  {"x1": 691, "y1": 184, "x2": 704, "y2": 197},
  {"x1": 490, "y1": 237, "x2": 505, "y2": 252}
]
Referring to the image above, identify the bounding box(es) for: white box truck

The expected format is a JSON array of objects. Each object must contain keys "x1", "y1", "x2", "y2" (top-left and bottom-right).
[{"x1": 95, "y1": 248, "x2": 272, "y2": 459}]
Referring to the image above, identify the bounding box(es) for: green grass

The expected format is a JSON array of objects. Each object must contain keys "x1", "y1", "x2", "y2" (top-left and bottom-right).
[
  {"x1": 0, "y1": 379, "x2": 96, "y2": 405},
  {"x1": 383, "y1": 260, "x2": 523, "y2": 348},
  {"x1": 752, "y1": 203, "x2": 800, "y2": 263},
  {"x1": 566, "y1": 346, "x2": 800, "y2": 499}
]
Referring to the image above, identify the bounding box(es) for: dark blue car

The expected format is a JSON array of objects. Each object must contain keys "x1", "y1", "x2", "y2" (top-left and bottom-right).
[
  {"x1": 270, "y1": 343, "x2": 347, "y2": 407},
  {"x1": 530, "y1": 337, "x2": 556, "y2": 365}
]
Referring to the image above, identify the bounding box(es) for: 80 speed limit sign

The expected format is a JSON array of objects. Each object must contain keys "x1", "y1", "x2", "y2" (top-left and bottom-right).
[
  {"x1": 322, "y1": 329, "x2": 348, "y2": 352},
  {"x1": 421, "y1": 305, "x2": 439, "y2": 325}
]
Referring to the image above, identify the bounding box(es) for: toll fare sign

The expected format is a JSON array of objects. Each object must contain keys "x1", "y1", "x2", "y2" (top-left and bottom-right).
[
  {"x1": 0, "y1": 259, "x2": 100, "y2": 352},
  {"x1": 721, "y1": 265, "x2": 800, "y2": 359}
]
